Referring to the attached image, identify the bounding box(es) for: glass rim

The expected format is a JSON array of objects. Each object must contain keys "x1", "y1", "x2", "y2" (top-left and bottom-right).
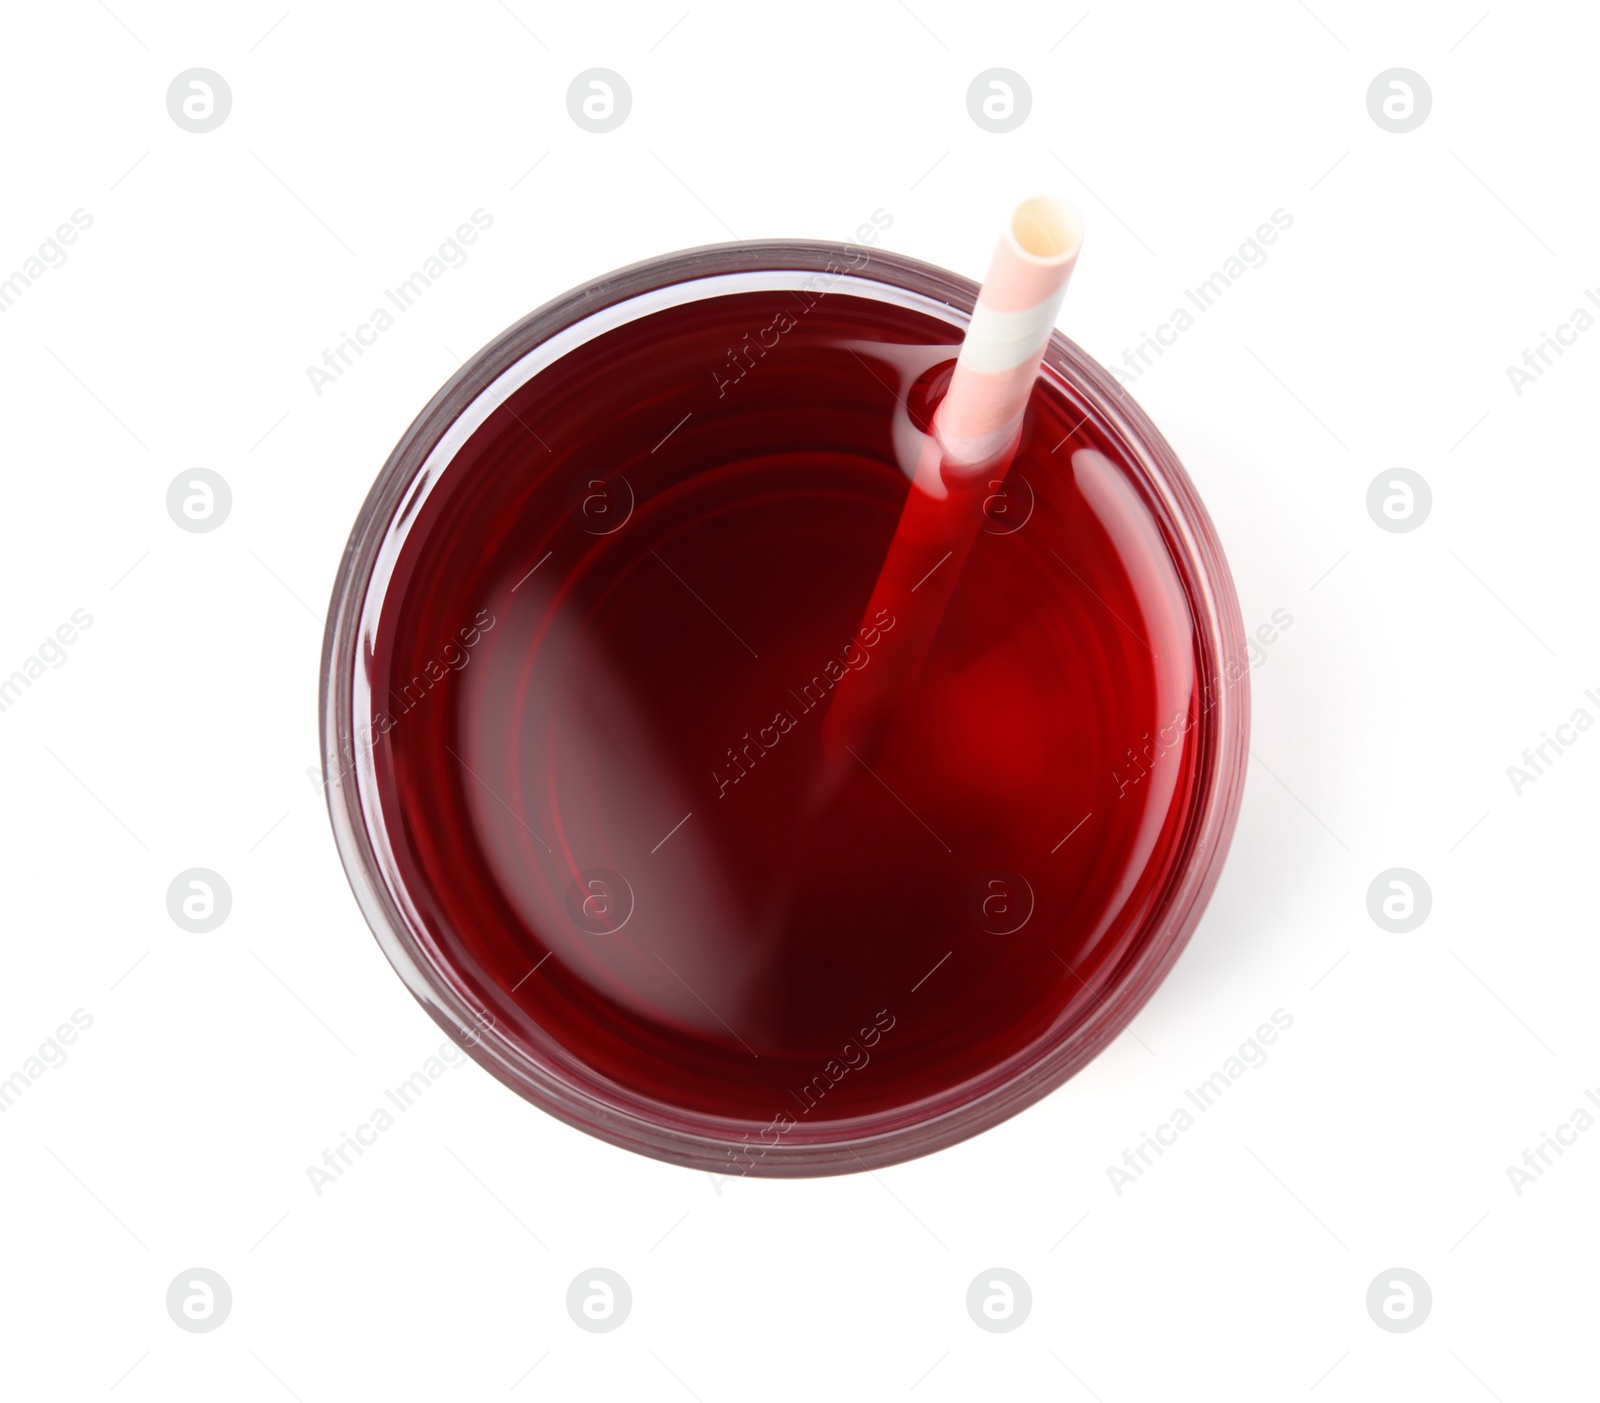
[{"x1": 320, "y1": 238, "x2": 1251, "y2": 1177}]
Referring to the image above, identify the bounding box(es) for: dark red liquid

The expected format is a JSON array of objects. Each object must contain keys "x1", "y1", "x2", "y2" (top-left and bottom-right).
[{"x1": 366, "y1": 288, "x2": 1201, "y2": 1130}]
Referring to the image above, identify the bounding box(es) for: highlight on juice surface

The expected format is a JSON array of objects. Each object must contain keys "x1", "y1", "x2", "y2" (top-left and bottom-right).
[{"x1": 321, "y1": 193, "x2": 1250, "y2": 1176}]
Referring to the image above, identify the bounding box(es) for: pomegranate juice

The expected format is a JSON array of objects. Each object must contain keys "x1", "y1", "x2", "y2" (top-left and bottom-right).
[{"x1": 360, "y1": 283, "x2": 1208, "y2": 1137}]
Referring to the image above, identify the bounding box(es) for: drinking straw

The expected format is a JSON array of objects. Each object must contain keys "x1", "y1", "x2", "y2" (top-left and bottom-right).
[{"x1": 820, "y1": 195, "x2": 1084, "y2": 765}]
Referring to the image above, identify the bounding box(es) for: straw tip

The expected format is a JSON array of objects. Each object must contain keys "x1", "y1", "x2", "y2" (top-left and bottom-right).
[{"x1": 1008, "y1": 195, "x2": 1084, "y2": 265}]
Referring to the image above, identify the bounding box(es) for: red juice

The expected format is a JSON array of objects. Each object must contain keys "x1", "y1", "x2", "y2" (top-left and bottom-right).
[{"x1": 331, "y1": 252, "x2": 1245, "y2": 1173}]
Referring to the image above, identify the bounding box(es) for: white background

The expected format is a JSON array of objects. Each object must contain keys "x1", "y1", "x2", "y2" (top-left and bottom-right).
[{"x1": 2, "y1": 0, "x2": 1596, "y2": 1397}]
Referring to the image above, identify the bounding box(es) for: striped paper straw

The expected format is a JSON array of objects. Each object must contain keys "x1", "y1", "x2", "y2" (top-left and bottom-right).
[
  {"x1": 818, "y1": 196, "x2": 1084, "y2": 769},
  {"x1": 935, "y1": 195, "x2": 1083, "y2": 469}
]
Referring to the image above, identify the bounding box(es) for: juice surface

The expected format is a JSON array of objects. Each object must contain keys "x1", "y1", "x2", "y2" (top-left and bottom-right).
[{"x1": 366, "y1": 288, "x2": 1201, "y2": 1125}]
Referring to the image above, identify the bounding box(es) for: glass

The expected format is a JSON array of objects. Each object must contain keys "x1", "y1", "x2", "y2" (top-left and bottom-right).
[{"x1": 320, "y1": 240, "x2": 1250, "y2": 1176}]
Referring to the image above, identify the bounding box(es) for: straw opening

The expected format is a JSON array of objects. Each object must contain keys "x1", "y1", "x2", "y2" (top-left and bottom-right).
[{"x1": 1009, "y1": 195, "x2": 1082, "y2": 263}]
